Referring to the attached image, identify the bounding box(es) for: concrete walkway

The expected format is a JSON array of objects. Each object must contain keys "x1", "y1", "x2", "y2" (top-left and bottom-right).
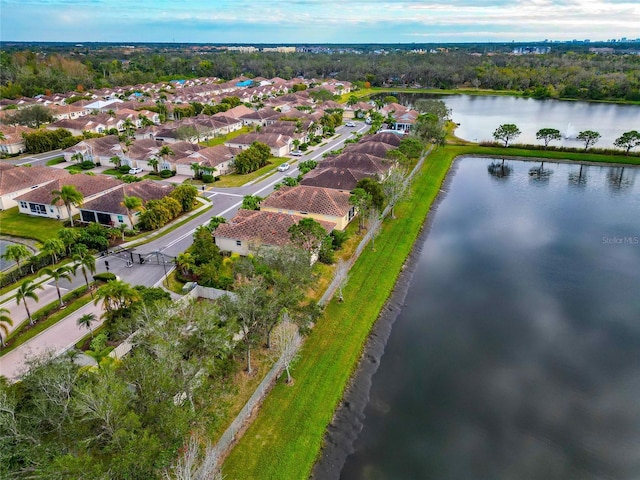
[{"x1": 0, "y1": 300, "x2": 104, "y2": 381}]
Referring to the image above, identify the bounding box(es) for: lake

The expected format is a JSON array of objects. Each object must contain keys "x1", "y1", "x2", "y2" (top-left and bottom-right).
[
  {"x1": 338, "y1": 158, "x2": 640, "y2": 480},
  {"x1": 386, "y1": 93, "x2": 640, "y2": 148},
  {"x1": 0, "y1": 239, "x2": 19, "y2": 271}
]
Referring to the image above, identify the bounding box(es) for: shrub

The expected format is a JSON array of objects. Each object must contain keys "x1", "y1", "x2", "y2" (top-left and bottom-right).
[
  {"x1": 119, "y1": 165, "x2": 131, "y2": 174},
  {"x1": 93, "y1": 272, "x2": 116, "y2": 282},
  {"x1": 299, "y1": 143, "x2": 309, "y2": 151},
  {"x1": 159, "y1": 169, "x2": 174, "y2": 178},
  {"x1": 80, "y1": 160, "x2": 95, "y2": 170},
  {"x1": 201, "y1": 174, "x2": 214, "y2": 183}
]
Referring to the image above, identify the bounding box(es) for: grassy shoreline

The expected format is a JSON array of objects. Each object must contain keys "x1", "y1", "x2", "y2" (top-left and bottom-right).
[{"x1": 221, "y1": 144, "x2": 639, "y2": 479}]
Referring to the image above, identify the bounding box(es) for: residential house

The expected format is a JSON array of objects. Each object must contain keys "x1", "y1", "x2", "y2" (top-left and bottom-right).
[
  {"x1": 299, "y1": 167, "x2": 372, "y2": 192},
  {"x1": 0, "y1": 125, "x2": 34, "y2": 155},
  {"x1": 79, "y1": 180, "x2": 174, "y2": 228},
  {"x1": 0, "y1": 165, "x2": 71, "y2": 210},
  {"x1": 224, "y1": 132, "x2": 292, "y2": 157},
  {"x1": 63, "y1": 135, "x2": 122, "y2": 164},
  {"x1": 260, "y1": 185, "x2": 354, "y2": 231},
  {"x1": 214, "y1": 209, "x2": 335, "y2": 260},
  {"x1": 360, "y1": 132, "x2": 403, "y2": 147},
  {"x1": 343, "y1": 141, "x2": 396, "y2": 158},
  {"x1": 321, "y1": 152, "x2": 392, "y2": 179},
  {"x1": 173, "y1": 144, "x2": 240, "y2": 176},
  {"x1": 240, "y1": 107, "x2": 282, "y2": 127},
  {"x1": 15, "y1": 174, "x2": 123, "y2": 221}
]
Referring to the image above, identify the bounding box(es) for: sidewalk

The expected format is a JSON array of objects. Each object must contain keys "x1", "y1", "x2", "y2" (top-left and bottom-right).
[{"x1": 0, "y1": 300, "x2": 104, "y2": 381}]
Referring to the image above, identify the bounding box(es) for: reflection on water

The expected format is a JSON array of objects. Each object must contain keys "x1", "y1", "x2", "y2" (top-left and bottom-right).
[
  {"x1": 340, "y1": 158, "x2": 640, "y2": 480},
  {"x1": 382, "y1": 93, "x2": 640, "y2": 148}
]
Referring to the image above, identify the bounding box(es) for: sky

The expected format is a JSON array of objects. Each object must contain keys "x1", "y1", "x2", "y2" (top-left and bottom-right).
[{"x1": 1, "y1": 0, "x2": 639, "y2": 44}]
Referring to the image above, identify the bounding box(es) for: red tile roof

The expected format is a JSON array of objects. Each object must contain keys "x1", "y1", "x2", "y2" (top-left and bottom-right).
[{"x1": 260, "y1": 185, "x2": 352, "y2": 217}]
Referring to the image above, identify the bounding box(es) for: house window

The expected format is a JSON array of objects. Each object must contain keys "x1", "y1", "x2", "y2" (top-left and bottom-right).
[
  {"x1": 29, "y1": 203, "x2": 46, "y2": 215},
  {"x1": 236, "y1": 240, "x2": 242, "y2": 246},
  {"x1": 19, "y1": 201, "x2": 27, "y2": 209},
  {"x1": 117, "y1": 215, "x2": 124, "y2": 223}
]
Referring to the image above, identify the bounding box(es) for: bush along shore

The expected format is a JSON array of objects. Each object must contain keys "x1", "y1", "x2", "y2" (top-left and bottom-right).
[{"x1": 221, "y1": 143, "x2": 640, "y2": 480}]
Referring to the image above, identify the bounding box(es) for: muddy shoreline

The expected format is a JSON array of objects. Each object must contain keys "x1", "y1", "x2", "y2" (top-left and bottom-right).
[{"x1": 310, "y1": 159, "x2": 461, "y2": 479}]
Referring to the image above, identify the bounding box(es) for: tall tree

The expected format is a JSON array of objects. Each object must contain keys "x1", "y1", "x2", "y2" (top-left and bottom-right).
[
  {"x1": 57, "y1": 228, "x2": 80, "y2": 255},
  {"x1": 158, "y1": 145, "x2": 175, "y2": 169},
  {"x1": 493, "y1": 124, "x2": 521, "y2": 147},
  {"x1": 15, "y1": 279, "x2": 43, "y2": 325},
  {"x1": 536, "y1": 128, "x2": 562, "y2": 149},
  {"x1": 121, "y1": 195, "x2": 143, "y2": 227},
  {"x1": 576, "y1": 130, "x2": 601, "y2": 151},
  {"x1": 613, "y1": 130, "x2": 640, "y2": 155},
  {"x1": 355, "y1": 177, "x2": 385, "y2": 211},
  {"x1": 349, "y1": 187, "x2": 373, "y2": 234},
  {"x1": 148, "y1": 157, "x2": 159, "y2": 173},
  {"x1": 71, "y1": 247, "x2": 96, "y2": 294},
  {"x1": 41, "y1": 266, "x2": 73, "y2": 307},
  {"x1": 51, "y1": 185, "x2": 84, "y2": 227},
  {"x1": 288, "y1": 218, "x2": 328, "y2": 258},
  {"x1": 0, "y1": 307, "x2": 13, "y2": 348},
  {"x1": 95, "y1": 280, "x2": 141, "y2": 315},
  {"x1": 270, "y1": 315, "x2": 301, "y2": 385},
  {"x1": 41, "y1": 238, "x2": 65, "y2": 265},
  {"x1": 1, "y1": 243, "x2": 30, "y2": 270},
  {"x1": 382, "y1": 166, "x2": 409, "y2": 219},
  {"x1": 77, "y1": 312, "x2": 97, "y2": 338}
]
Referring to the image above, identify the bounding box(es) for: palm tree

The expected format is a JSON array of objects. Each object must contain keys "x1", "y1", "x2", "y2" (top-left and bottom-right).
[
  {"x1": 1, "y1": 244, "x2": 30, "y2": 270},
  {"x1": 51, "y1": 185, "x2": 84, "y2": 227},
  {"x1": 94, "y1": 280, "x2": 140, "y2": 315},
  {"x1": 109, "y1": 155, "x2": 122, "y2": 169},
  {"x1": 71, "y1": 152, "x2": 84, "y2": 163},
  {"x1": 148, "y1": 157, "x2": 159, "y2": 173},
  {"x1": 122, "y1": 118, "x2": 136, "y2": 138},
  {"x1": 0, "y1": 308, "x2": 13, "y2": 348},
  {"x1": 57, "y1": 228, "x2": 80, "y2": 255},
  {"x1": 190, "y1": 162, "x2": 201, "y2": 179},
  {"x1": 175, "y1": 252, "x2": 195, "y2": 277},
  {"x1": 77, "y1": 312, "x2": 97, "y2": 338},
  {"x1": 41, "y1": 238, "x2": 65, "y2": 265},
  {"x1": 158, "y1": 145, "x2": 174, "y2": 171},
  {"x1": 72, "y1": 247, "x2": 96, "y2": 295},
  {"x1": 41, "y1": 266, "x2": 73, "y2": 307},
  {"x1": 15, "y1": 279, "x2": 43, "y2": 325},
  {"x1": 121, "y1": 195, "x2": 143, "y2": 227}
]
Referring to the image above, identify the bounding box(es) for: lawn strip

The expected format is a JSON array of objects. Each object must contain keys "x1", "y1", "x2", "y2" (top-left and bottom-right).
[{"x1": 222, "y1": 147, "x2": 454, "y2": 479}]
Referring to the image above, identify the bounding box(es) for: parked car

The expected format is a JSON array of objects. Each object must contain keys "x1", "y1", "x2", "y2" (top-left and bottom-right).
[
  {"x1": 290, "y1": 150, "x2": 303, "y2": 156},
  {"x1": 277, "y1": 163, "x2": 290, "y2": 172},
  {"x1": 129, "y1": 167, "x2": 144, "y2": 174},
  {"x1": 345, "y1": 122, "x2": 356, "y2": 127}
]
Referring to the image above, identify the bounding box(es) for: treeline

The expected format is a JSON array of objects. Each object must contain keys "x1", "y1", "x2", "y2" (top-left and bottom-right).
[{"x1": 2, "y1": 48, "x2": 639, "y2": 101}]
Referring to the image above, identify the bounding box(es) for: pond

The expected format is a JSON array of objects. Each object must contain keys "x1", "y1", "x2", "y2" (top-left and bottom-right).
[
  {"x1": 381, "y1": 93, "x2": 640, "y2": 148},
  {"x1": 338, "y1": 158, "x2": 640, "y2": 480}
]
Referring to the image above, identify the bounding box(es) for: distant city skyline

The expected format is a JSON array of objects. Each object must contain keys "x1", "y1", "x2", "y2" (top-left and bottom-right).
[{"x1": 1, "y1": 0, "x2": 638, "y2": 44}]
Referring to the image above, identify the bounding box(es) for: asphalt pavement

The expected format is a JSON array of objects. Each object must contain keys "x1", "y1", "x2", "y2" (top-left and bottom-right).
[{"x1": 0, "y1": 123, "x2": 368, "y2": 379}]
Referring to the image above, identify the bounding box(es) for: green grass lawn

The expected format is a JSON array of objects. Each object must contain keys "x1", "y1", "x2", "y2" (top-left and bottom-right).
[
  {"x1": 222, "y1": 146, "x2": 456, "y2": 479},
  {"x1": 199, "y1": 126, "x2": 252, "y2": 148},
  {"x1": 211, "y1": 158, "x2": 290, "y2": 188},
  {"x1": 45, "y1": 157, "x2": 66, "y2": 166},
  {"x1": 0, "y1": 207, "x2": 62, "y2": 243}
]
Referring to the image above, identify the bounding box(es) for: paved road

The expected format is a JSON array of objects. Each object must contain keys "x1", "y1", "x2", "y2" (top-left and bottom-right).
[
  {"x1": 0, "y1": 123, "x2": 368, "y2": 379},
  {"x1": 1, "y1": 284, "x2": 70, "y2": 335},
  {"x1": 0, "y1": 300, "x2": 104, "y2": 380}
]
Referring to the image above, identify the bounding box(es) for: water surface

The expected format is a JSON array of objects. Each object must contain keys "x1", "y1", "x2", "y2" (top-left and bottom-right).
[{"x1": 340, "y1": 158, "x2": 640, "y2": 480}]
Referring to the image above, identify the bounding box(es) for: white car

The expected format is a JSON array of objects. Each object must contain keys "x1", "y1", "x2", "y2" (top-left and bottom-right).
[
  {"x1": 277, "y1": 163, "x2": 290, "y2": 172},
  {"x1": 290, "y1": 150, "x2": 303, "y2": 156},
  {"x1": 129, "y1": 167, "x2": 144, "y2": 174},
  {"x1": 345, "y1": 122, "x2": 356, "y2": 127}
]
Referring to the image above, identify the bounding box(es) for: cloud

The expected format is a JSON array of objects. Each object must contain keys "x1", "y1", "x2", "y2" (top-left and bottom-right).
[{"x1": 1, "y1": 0, "x2": 638, "y2": 42}]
